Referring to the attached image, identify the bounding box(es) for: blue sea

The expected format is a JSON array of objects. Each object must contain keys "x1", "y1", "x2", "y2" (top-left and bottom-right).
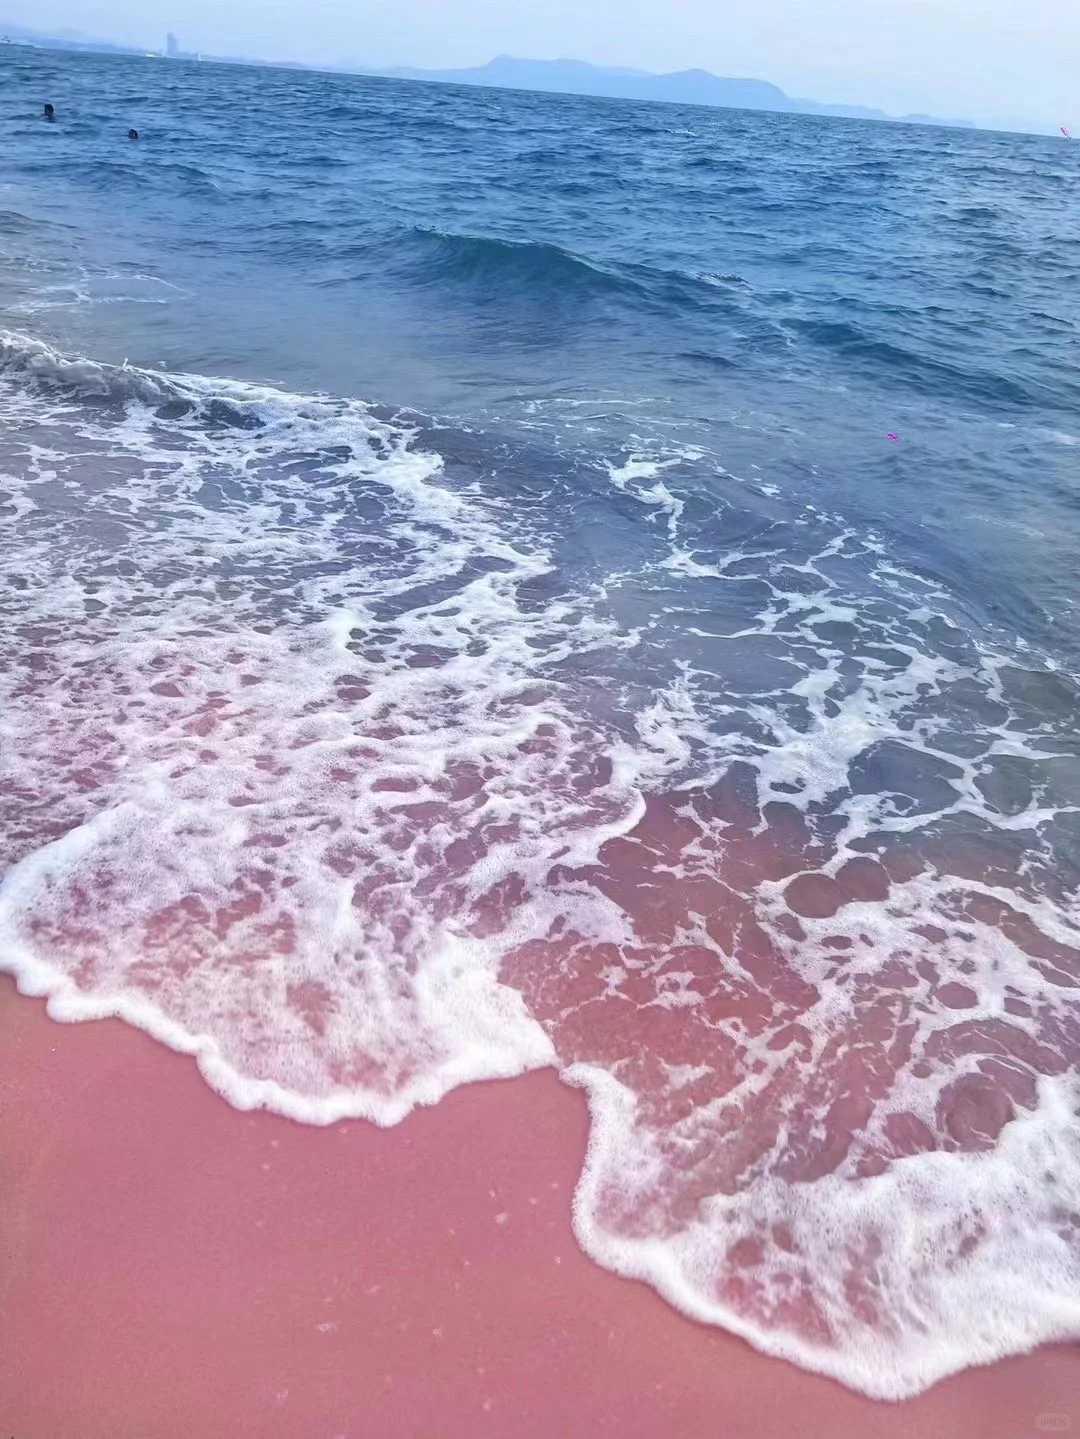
[{"x1": 1, "y1": 46, "x2": 1079, "y2": 1398}]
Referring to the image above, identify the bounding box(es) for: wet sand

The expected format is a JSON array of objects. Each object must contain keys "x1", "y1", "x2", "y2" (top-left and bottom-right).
[{"x1": 1, "y1": 975, "x2": 1076, "y2": 1439}]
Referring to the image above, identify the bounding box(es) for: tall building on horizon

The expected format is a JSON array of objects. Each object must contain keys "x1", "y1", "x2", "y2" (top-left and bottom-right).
[{"x1": 166, "y1": 32, "x2": 180, "y2": 59}]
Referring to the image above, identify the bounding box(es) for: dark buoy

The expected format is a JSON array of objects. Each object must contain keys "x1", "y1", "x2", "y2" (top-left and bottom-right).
[{"x1": 128, "y1": 128, "x2": 140, "y2": 141}]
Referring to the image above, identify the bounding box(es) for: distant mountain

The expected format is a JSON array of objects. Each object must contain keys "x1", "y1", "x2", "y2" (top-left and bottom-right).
[
  {"x1": 380, "y1": 55, "x2": 976, "y2": 129},
  {"x1": 386, "y1": 57, "x2": 793, "y2": 112},
  {"x1": 0, "y1": 26, "x2": 976, "y2": 130}
]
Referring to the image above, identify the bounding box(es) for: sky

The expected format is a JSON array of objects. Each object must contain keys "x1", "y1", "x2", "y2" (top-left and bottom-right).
[{"x1": 4, "y1": 0, "x2": 1077, "y2": 132}]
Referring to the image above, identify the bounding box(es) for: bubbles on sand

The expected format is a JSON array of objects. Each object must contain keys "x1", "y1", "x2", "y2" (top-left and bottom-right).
[
  {"x1": 1, "y1": 334, "x2": 1079, "y2": 1396},
  {"x1": 0, "y1": 331, "x2": 626, "y2": 1119}
]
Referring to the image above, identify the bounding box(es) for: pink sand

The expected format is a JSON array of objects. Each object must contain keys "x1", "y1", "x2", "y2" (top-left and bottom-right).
[{"x1": 1, "y1": 976, "x2": 1076, "y2": 1438}]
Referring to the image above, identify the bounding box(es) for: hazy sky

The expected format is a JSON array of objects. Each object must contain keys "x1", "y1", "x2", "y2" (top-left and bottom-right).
[{"x1": 6, "y1": 0, "x2": 1078, "y2": 131}]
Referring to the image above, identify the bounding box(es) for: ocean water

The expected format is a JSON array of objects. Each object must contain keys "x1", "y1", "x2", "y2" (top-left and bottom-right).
[{"x1": 2, "y1": 46, "x2": 1079, "y2": 1400}]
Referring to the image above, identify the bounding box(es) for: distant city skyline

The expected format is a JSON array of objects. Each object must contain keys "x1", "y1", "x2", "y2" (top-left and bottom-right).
[{"x1": 1, "y1": 0, "x2": 1075, "y2": 134}]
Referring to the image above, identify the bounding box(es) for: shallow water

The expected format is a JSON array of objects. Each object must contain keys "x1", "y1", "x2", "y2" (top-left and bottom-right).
[{"x1": 1, "y1": 46, "x2": 1079, "y2": 1399}]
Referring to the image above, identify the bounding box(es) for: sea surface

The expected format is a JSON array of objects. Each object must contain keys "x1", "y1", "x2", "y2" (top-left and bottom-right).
[{"x1": 1, "y1": 46, "x2": 1079, "y2": 1400}]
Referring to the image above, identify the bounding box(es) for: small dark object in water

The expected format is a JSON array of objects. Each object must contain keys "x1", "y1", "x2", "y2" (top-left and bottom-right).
[
  {"x1": 43, "y1": 103, "x2": 55, "y2": 121},
  {"x1": 128, "y1": 128, "x2": 140, "y2": 141}
]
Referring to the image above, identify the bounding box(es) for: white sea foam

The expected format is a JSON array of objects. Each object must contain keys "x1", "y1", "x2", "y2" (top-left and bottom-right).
[
  {"x1": 571, "y1": 1061, "x2": 1080, "y2": 1398},
  {"x1": 0, "y1": 331, "x2": 630, "y2": 1121},
  {"x1": 2, "y1": 332, "x2": 1079, "y2": 1399}
]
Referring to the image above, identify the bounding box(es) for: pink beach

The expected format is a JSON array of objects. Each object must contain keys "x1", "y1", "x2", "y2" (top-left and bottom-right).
[{"x1": 2, "y1": 977, "x2": 1077, "y2": 1439}]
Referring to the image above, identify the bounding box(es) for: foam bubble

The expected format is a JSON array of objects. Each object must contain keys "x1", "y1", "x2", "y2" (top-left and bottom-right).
[{"x1": 2, "y1": 333, "x2": 1079, "y2": 1398}]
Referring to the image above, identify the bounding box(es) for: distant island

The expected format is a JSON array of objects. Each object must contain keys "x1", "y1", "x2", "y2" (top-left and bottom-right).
[
  {"x1": 377, "y1": 56, "x2": 977, "y2": 129},
  {"x1": 0, "y1": 24, "x2": 976, "y2": 130}
]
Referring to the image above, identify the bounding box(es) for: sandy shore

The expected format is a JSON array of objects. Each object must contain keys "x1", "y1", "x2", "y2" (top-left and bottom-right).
[{"x1": 1, "y1": 975, "x2": 1076, "y2": 1439}]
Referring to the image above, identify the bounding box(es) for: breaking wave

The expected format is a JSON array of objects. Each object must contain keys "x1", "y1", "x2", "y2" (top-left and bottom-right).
[{"x1": 2, "y1": 331, "x2": 1079, "y2": 1397}]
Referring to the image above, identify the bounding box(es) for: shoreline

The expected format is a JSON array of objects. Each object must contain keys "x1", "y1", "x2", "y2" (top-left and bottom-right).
[{"x1": 2, "y1": 975, "x2": 1077, "y2": 1438}]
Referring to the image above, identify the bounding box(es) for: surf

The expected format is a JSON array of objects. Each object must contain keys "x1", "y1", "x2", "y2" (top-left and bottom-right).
[{"x1": 1, "y1": 330, "x2": 1078, "y2": 1397}]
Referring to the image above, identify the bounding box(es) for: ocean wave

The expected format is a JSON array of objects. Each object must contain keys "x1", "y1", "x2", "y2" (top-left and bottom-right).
[
  {"x1": 0, "y1": 329, "x2": 223, "y2": 407},
  {"x1": 15, "y1": 156, "x2": 224, "y2": 198},
  {"x1": 4, "y1": 48, "x2": 1080, "y2": 1402},
  {"x1": 397, "y1": 227, "x2": 628, "y2": 292},
  {"x1": 318, "y1": 225, "x2": 764, "y2": 324},
  {"x1": 0, "y1": 207, "x2": 57, "y2": 233},
  {"x1": 314, "y1": 226, "x2": 639, "y2": 310},
  {"x1": 1, "y1": 332, "x2": 1079, "y2": 1398},
  {"x1": 784, "y1": 316, "x2": 1052, "y2": 406}
]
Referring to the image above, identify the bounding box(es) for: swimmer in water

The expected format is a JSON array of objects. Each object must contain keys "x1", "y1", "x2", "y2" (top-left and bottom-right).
[
  {"x1": 128, "y1": 128, "x2": 140, "y2": 141},
  {"x1": 43, "y1": 103, "x2": 55, "y2": 121}
]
